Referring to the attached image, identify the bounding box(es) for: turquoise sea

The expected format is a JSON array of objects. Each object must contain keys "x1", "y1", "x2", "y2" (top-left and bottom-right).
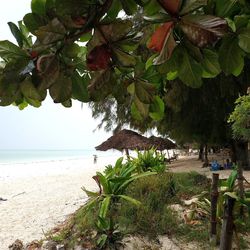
[{"x1": 0, "y1": 149, "x2": 121, "y2": 164}]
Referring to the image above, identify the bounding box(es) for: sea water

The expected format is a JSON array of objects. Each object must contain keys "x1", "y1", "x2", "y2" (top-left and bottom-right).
[{"x1": 0, "y1": 149, "x2": 121, "y2": 164}]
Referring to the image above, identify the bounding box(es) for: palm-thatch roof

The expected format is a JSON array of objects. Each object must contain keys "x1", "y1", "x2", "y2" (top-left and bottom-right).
[
  {"x1": 95, "y1": 129, "x2": 150, "y2": 152},
  {"x1": 95, "y1": 129, "x2": 177, "y2": 152},
  {"x1": 148, "y1": 136, "x2": 176, "y2": 151}
]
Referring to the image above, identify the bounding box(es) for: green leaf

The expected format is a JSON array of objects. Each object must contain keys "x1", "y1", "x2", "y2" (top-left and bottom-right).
[
  {"x1": 62, "y1": 43, "x2": 81, "y2": 58},
  {"x1": 144, "y1": 0, "x2": 161, "y2": 16},
  {"x1": 166, "y1": 71, "x2": 178, "y2": 80},
  {"x1": 224, "y1": 192, "x2": 239, "y2": 200},
  {"x1": 215, "y1": 0, "x2": 239, "y2": 17},
  {"x1": 61, "y1": 99, "x2": 72, "y2": 108},
  {"x1": 117, "y1": 195, "x2": 141, "y2": 206},
  {"x1": 87, "y1": 70, "x2": 114, "y2": 101},
  {"x1": 201, "y1": 49, "x2": 221, "y2": 77},
  {"x1": 99, "y1": 196, "x2": 111, "y2": 218},
  {"x1": 96, "y1": 172, "x2": 110, "y2": 194},
  {"x1": 71, "y1": 73, "x2": 90, "y2": 102},
  {"x1": 23, "y1": 13, "x2": 47, "y2": 34},
  {"x1": 31, "y1": 0, "x2": 46, "y2": 15},
  {"x1": 0, "y1": 80, "x2": 19, "y2": 106},
  {"x1": 238, "y1": 28, "x2": 250, "y2": 53},
  {"x1": 149, "y1": 96, "x2": 165, "y2": 121},
  {"x1": 120, "y1": 0, "x2": 137, "y2": 15},
  {"x1": 106, "y1": 0, "x2": 122, "y2": 20},
  {"x1": 79, "y1": 32, "x2": 92, "y2": 43},
  {"x1": 38, "y1": 55, "x2": 60, "y2": 89},
  {"x1": 0, "y1": 41, "x2": 28, "y2": 61},
  {"x1": 134, "y1": 96, "x2": 149, "y2": 118},
  {"x1": 112, "y1": 48, "x2": 136, "y2": 67},
  {"x1": 100, "y1": 19, "x2": 133, "y2": 42},
  {"x1": 35, "y1": 18, "x2": 66, "y2": 45},
  {"x1": 178, "y1": 47, "x2": 203, "y2": 88},
  {"x1": 25, "y1": 97, "x2": 41, "y2": 107},
  {"x1": 20, "y1": 78, "x2": 42, "y2": 101},
  {"x1": 82, "y1": 187, "x2": 99, "y2": 198},
  {"x1": 49, "y1": 74, "x2": 72, "y2": 103},
  {"x1": 97, "y1": 234, "x2": 108, "y2": 248},
  {"x1": 131, "y1": 102, "x2": 143, "y2": 121},
  {"x1": 8, "y1": 22, "x2": 24, "y2": 48},
  {"x1": 219, "y1": 36, "x2": 244, "y2": 76},
  {"x1": 226, "y1": 169, "x2": 238, "y2": 190},
  {"x1": 180, "y1": 0, "x2": 207, "y2": 16},
  {"x1": 135, "y1": 80, "x2": 155, "y2": 104}
]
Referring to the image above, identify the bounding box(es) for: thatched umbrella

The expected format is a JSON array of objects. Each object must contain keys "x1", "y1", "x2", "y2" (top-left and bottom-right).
[
  {"x1": 148, "y1": 136, "x2": 176, "y2": 151},
  {"x1": 148, "y1": 136, "x2": 177, "y2": 159},
  {"x1": 95, "y1": 129, "x2": 151, "y2": 155}
]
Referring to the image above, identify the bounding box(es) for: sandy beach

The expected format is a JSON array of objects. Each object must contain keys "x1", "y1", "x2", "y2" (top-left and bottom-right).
[
  {"x1": 0, "y1": 155, "x2": 119, "y2": 250},
  {"x1": 1, "y1": 154, "x2": 250, "y2": 250}
]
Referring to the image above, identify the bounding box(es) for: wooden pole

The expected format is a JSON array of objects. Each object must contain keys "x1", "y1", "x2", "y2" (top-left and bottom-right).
[
  {"x1": 210, "y1": 173, "x2": 219, "y2": 244},
  {"x1": 219, "y1": 197, "x2": 235, "y2": 250},
  {"x1": 237, "y1": 161, "x2": 245, "y2": 217}
]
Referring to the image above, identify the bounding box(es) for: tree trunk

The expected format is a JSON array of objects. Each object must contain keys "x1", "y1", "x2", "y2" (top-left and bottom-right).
[
  {"x1": 231, "y1": 140, "x2": 249, "y2": 170},
  {"x1": 204, "y1": 144, "x2": 209, "y2": 166},
  {"x1": 219, "y1": 197, "x2": 235, "y2": 250},
  {"x1": 237, "y1": 161, "x2": 245, "y2": 217},
  {"x1": 198, "y1": 144, "x2": 204, "y2": 161},
  {"x1": 210, "y1": 173, "x2": 219, "y2": 245}
]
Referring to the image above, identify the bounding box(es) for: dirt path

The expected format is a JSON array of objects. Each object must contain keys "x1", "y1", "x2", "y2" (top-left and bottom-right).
[{"x1": 169, "y1": 155, "x2": 250, "y2": 182}]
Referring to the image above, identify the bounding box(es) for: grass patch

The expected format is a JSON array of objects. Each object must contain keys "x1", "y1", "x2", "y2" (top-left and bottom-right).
[
  {"x1": 48, "y1": 171, "x2": 212, "y2": 248},
  {"x1": 117, "y1": 172, "x2": 210, "y2": 243}
]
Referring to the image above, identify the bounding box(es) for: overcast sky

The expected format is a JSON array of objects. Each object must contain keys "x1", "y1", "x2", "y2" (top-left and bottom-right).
[{"x1": 0, "y1": 1, "x2": 113, "y2": 150}]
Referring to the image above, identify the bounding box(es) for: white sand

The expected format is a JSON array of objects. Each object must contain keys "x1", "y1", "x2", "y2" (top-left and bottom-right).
[{"x1": 0, "y1": 155, "x2": 119, "y2": 250}]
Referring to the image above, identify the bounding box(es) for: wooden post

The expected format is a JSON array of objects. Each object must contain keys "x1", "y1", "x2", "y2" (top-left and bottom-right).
[
  {"x1": 219, "y1": 197, "x2": 235, "y2": 250},
  {"x1": 237, "y1": 161, "x2": 245, "y2": 217},
  {"x1": 210, "y1": 173, "x2": 219, "y2": 244}
]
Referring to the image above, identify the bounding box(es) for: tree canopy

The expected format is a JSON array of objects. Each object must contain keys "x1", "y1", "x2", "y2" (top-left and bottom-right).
[{"x1": 0, "y1": 0, "x2": 250, "y2": 125}]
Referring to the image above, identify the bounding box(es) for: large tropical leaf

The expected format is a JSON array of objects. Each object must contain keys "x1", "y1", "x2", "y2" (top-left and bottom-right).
[
  {"x1": 135, "y1": 80, "x2": 155, "y2": 104},
  {"x1": 149, "y1": 95, "x2": 165, "y2": 121},
  {"x1": 31, "y1": 0, "x2": 46, "y2": 15},
  {"x1": 180, "y1": 15, "x2": 228, "y2": 47},
  {"x1": 100, "y1": 19, "x2": 133, "y2": 42},
  {"x1": 112, "y1": 48, "x2": 136, "y2": 67},
  {"x1": 99, "y1": 196, "x2": 111, "y2": 218},
  {"x1": 178, "y1": 47, "x2": 203, "y2": 88},
  {"x1": 219, "y1": 36, "x2": 244, "y2": 76},
  {"x1": 238, "y1": 28, "x2": 250, "y2": 53},
  {"x1": 0, "y1": 41, "x2": 29, "y2": 61},
  {"x1": 71, "y1": 73, "x2": 90, "y2": 102},
  {"x1": 20, "y1": 77, "x2": 42, "y2": 101},
  {"x1": 35, "y1": 18, "x2": 66, "y2": 45},
  {"x1": 117, "y1": 195, "x2": 141, "y2": 206},
  {"x1": 201, "y1": 49, "x2": 221, "y2": 77},
  {"x1": 87, "y1": 70, "x2": 114, "y2": 101},
  {"x1": 49, "y1": 73, "x2": 72, "y2": 103}
]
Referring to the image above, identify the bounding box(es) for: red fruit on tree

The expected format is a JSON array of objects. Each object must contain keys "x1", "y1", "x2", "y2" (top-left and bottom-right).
[
  {"x1": 87, "y1": 44, "x2": 112, "y2": 71},
  {"x1": 30, "y1": 51, "x2": 38, "y2": 59},
  {"x1": 148, "y1": 21, "x2": 174, "y2": 52}
]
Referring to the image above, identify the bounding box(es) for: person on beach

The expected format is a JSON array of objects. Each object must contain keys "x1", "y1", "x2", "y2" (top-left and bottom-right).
[{"x1": 93, "y1": 154, "x2": 97, "y2": 164}]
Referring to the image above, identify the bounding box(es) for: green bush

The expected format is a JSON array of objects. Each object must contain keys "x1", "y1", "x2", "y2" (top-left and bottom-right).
[{"x1": 130, "y1": 149, "x2": 167, "y2": 173}]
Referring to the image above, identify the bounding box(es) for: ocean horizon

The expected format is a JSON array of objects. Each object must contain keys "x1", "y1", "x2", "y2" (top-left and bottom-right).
[{"x1": 0, "y1": 149, "x2": 122, "y2": 164}]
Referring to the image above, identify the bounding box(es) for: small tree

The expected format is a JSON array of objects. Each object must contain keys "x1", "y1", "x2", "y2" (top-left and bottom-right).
[{"x1": 228, "y1": 94, "x2": 250, "y2": 141}]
